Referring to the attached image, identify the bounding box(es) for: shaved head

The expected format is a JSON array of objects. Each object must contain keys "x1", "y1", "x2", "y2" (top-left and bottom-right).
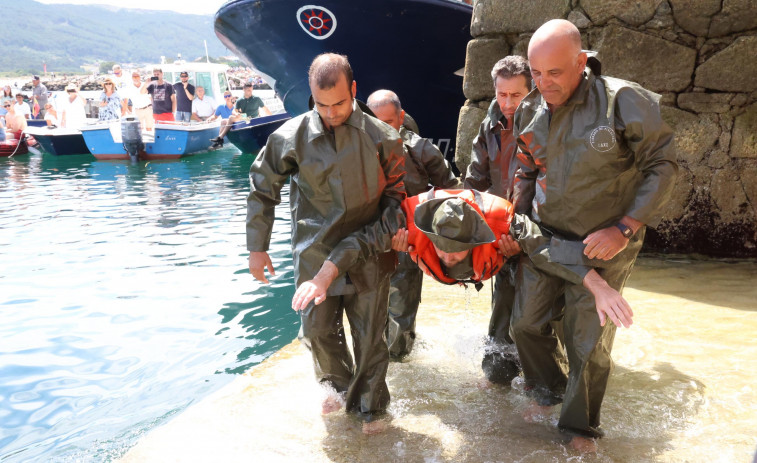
[
  {"x1": 367, "y1": 89, "x2": 405, "y2": 131},
  {"x1": 527, "y1": 19, "x2": 587, "y2": 110}
]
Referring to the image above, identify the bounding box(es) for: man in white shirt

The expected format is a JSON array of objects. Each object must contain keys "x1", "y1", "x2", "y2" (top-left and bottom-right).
[
  {"x1": 191, "y1": 86, "x2": 216, "y2": 121},
  {"x1": 13, "y1": 94, "x2": 31, "y2": 120},
  {"x1": 124, "y1": 71, "x2": 154, "y2": 131}
]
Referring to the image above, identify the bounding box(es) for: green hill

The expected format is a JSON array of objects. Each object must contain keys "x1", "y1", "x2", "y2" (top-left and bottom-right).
[{"x1": 1, "y1": 0, "x2": 232, "y2": 75}]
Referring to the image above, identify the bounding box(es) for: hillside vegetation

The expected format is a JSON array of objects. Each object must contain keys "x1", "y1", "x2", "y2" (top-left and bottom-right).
[{"x1": 2, "y1": 0, "x2": 231, "y2": 75}]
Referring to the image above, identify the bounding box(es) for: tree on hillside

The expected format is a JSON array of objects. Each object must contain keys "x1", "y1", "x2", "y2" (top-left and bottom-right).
[{"x1": 99, "y1": 61, "x2": 117, "y2": 74}]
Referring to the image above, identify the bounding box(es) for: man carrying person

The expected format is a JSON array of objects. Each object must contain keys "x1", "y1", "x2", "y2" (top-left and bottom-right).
[
  {"x1": 246, "y1": 53, "x2": 406, "y2": 435},
  {"x1": 191, "y1": 86, "x2": 216, "y2": 121},
  {"x1": 173, "y1": 71, "x2": 195, "y2": 123},
  {"x1": 211, "y1": 82, "x2": 271, "y2": 148},
  {"x1": 464, "y1": 55, "x2": 534, "y2": 386},
  {"x1": 510, "y1": 19, "x2": 678, "y2": 451},
  {"x1": 366, "y1": 89, "x2": 461, "y2": 359},
  {"x1": 141, "y1": 68, "x2": 175, "y2": 122}
]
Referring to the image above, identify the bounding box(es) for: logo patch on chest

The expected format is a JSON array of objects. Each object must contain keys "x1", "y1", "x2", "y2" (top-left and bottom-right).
[{"x1": 589, "y1": 126, "x2": 616, "y2": 152}]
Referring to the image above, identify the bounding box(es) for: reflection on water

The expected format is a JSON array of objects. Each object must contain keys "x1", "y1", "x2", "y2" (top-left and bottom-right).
[{"x1": 0, "y1": 149, "x2": 300, "y2": 461}]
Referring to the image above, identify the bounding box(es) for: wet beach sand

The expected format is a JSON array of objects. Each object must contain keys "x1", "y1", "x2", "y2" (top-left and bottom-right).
[{"x1": 119, "y1": 256, "x2": 757, "y2": 462}]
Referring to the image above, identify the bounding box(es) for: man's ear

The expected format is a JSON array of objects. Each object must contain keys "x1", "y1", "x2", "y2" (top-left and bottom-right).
[
  {"x1": 399, "y1": 110, "x2": 405, "y2": 126},
  {"x1": 351, "y1": 80, "x2": 357, "y2": 98},
  {"x1": 576, "y1": 51, "x2": 588, "y2": 74}
]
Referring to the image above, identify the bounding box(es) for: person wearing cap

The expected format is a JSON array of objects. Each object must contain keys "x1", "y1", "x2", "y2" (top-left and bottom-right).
[
  {"x1": 464, "y1": 55, "x2": 538, "y2": 387},
  {"x1": 60, "y1": 84, "x2": 86, "y2": 130},
  {"x1": 31, "y1": 75, "x2": 49, "y2": 119},
  {"x1": 247, "y1": 53, "x2": 406, "y2": 435},
  {"x1": 98, "y1": 77, "x2": 123, "y2": 121},
  {"x1": 366, "y1": 89, "x2": 461, "y2": 360},
  {"x1": 111, "y1": 64, "x2": 129, "y2": 90},
  {"x1": 173, "y1": 71, "x2": 195, "y2": 123},
  {"x1": 211, "y1": 82, "x2": 270, "y2": 147},
  {"x1": 141, "y1": 68, "x2": 175, "y2": 122},
  {"x1": 510, "y1": 19, "x2": 677, "y2": 451}
]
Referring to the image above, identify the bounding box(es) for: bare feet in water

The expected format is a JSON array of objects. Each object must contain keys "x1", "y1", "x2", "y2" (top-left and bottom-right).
[
  {"x1": 321, "y1": 395, "x2": 344, "y2": 415},
  {"x1": 521, "y1": 402, "x2": 553, "y2": 422},
  {"x1": 569, "y1": 436, "x2": 598, "y2": 453},
  {"x1": 362, "y1": 419, "x2": 387, "y2": 435}
]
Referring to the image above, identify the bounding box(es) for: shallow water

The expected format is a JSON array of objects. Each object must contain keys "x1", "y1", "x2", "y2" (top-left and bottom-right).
[
  {"x1": 122, "y1": 256, "x2": 757, "y2": 463},
  {"x1": 0, "y1": 149, "x2": 300, "y2": 461}
]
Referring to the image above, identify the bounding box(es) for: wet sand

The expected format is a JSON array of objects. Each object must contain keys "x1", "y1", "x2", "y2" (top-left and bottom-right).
[{"x1": 119, "y1": 256, "x2": 757, "y2": 462}]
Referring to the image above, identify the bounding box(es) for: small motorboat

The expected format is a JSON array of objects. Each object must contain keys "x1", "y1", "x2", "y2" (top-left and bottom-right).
[
  {"x1": 0, "y1": 130, "x2": 29, "y2": 157},
  {"x1": 23, "y1": 126, "x2": 90, "y2": 156},
  {"x1": 80, "y1": 118, "x2": 222, "y2": 160},
  {"x1": 226, "y1": 113, "x2": 291, "y2": 155}
]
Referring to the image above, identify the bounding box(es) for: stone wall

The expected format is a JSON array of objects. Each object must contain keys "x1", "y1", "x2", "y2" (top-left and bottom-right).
[{"x1": 456, "y1": 0, "x2": 757, "y2": 257}]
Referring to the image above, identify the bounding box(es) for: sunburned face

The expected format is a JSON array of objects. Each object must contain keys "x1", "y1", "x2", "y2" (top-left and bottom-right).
[
  {"x1": 371, "y1": 103, "x2": 404, "y2": 132},
  {"x1": 528, "y1": 39, "x2": 586, "y2": 110},
  {"x1": 495, "y1": 74, "x2": 530, "y2": 122},
  {"x1": 311, "y1": 73, "x2": 356, "y2": 131},
  {"x1": 433, "y1": 244, "x2": 470, "y2": 268}
]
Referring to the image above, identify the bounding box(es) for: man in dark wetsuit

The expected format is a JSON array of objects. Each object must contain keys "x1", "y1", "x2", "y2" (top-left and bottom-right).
[
  {"x1": 367, "y1": 89, "x2": 461, "y2": 360},
  {"x1": 246, "y1": 54, "x2": 406, "y2": 435}
]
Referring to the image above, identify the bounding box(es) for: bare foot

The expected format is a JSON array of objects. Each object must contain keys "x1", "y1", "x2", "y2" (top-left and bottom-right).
[
  {"x1": 569, "y1": 436, "x2": 598, "y2": 453},
  {"x1": 362, "y1": 419, "x2": 387, "y2": 435},
  {"x1": 321, "y1": 395, "x2": 344, "y2": 415},
  {"x1": 521, "y1": 402, "x2": 552, "y2": 423}
]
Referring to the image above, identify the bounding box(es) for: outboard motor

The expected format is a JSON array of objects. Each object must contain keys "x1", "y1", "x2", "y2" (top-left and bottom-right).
[{"x1": 121, "y1": 117, "x2": 144, "y2": 162}]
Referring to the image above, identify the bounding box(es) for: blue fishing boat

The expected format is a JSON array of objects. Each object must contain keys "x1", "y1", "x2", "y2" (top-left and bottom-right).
[
  {"x1": 213, "y1": 0, "x2": 472, "y2": 169},
  {"x1": 23, "y1": 126, "x2": 90, "y2": 156},
  {"x1": 79, "y1": 119, "x2": 222, "y2": 160},
  {"x1": 226, "y1": 112, "x2": 291, "y2": 155}
]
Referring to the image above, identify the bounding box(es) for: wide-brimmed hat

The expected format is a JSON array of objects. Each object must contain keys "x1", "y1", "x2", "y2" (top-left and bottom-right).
[
  {"x1": 414, "y1": 197, "x2": 495, "y2": 253},
  {"x1": 65, "y1": 83, "x2": 78, "y2": 91}
]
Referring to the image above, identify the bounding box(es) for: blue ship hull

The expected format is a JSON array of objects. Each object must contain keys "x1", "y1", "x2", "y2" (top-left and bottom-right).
[
  {"x1": 80, "y1": 122, "x2": 221, "y2": 160},
  {"x1": 226, "y1": 113, "x2": 291, "y2": 155},
  {"x1": 214, "y1": 0, "x2": 471, "y2": 169}
]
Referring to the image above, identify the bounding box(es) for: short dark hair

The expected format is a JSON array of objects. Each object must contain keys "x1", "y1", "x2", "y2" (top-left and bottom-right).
[
  {"x1": 308, "y1": 53, "x2": 353, "y2": 90},
  {"x1": 491, "y1": 55, "x2": 531, "y2": 89},
  {"x1": 243, "y1": 82, "x2": 253, "y2": 88}
]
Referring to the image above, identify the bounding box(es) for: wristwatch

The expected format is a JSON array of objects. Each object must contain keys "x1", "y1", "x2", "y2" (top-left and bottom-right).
[{"x1": 615, "y1": 222, "x2": 633, "y2": 238}]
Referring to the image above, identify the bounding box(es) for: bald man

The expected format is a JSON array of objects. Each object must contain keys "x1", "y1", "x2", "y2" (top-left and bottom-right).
[
  {"x1": 247, "y1": 53, "x2": 406, "y2": 434},
  {"x1": 510, "y1": 19, "x2": 677, "y2": 451},
  {"x1": 367, "y1": 89, "x2": 460, "y2": 359}
]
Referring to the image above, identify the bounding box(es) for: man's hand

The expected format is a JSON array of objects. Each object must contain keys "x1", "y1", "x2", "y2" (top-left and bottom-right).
[
  {"x1": 583, "y1": 270, "x2": 633, "y2": 328},
  {"x1": 292, "y1": 261, "x2": 338, "y2": 311},
  {"x1": 583, "y1": 216, "x2": 643, "y2": 261},
  {"x1": 497, "y1": 233, "x2": 521, "y2": 258},
  {"x1": 391, "y1": 228, "x2": 414, "y2": 253},
  {"x1": 249, "y1": 251, "x2": 275, "y2": 284}
]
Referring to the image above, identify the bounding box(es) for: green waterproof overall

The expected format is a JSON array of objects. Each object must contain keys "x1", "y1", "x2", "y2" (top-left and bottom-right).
[
  {"x1": 386, "y1": 126, "x2": 460, "y2": 359},
  {"x1": 511, "y1": 68, "x2": 678, "y2": 438},
  {"x1": 246, "y1": 103, "x2": 407, "y2": 421}
]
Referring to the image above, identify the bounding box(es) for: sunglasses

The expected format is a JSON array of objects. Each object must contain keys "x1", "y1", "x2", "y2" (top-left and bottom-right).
[
  {"x1": 3, "y1": 105, "x2": 9, "y2": 108},
  {"x1": 67, "y1": 90, "x2": 76, "y2": 93},
  {"x1": 224, "y1": 94, "x2": 232, "y2": 98},
  {"x1": 104, "y1": 83, "x2": 113, "y2": 86}
]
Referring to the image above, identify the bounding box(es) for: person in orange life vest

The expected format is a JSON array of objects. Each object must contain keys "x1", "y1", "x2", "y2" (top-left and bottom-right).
[{"x1": 391, "y1": 190, "x2": 632, "y2": 369}]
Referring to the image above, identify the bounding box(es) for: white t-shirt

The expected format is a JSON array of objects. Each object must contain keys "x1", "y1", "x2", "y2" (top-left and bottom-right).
[
  {"x1": 61, "y1": 96, "x2": 86, "y2": 129},
  {"x1": 192, "y1": 96, "x2": 217, "y2": 118},
  {"x1": 44, "y1": 112, "x2": 59, "y2": 126},
  {"x1": 13, "y1": 101, "x2": 31, "y2": 119},
  {"x1": 122, "y1": 83, "x2": 151, "y2": 110}
]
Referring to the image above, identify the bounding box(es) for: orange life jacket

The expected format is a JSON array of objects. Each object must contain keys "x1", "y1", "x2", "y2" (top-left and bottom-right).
[{"x1": 402, "y1": 189, "x2": 514, "y2": 286}]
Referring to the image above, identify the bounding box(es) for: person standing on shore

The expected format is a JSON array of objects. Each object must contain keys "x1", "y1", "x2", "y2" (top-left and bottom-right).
[
  {"x1": 246, "y1": 53, "x2": 406, "y2": 435},
  {"x1": 510, "y1": 19, "x2": 678, "y2": 452}
]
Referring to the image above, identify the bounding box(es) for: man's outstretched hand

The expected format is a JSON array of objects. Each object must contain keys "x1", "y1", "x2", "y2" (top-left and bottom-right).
[
  {"x1": 583, "y1": 270, "x2": 633, "y2": 328},
  {"x1": 249, "y1": 251, "x2": 275, "y2": 284},
  {"x1": 291, "y1": 260, "x2": 339, "y2": 311}
]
